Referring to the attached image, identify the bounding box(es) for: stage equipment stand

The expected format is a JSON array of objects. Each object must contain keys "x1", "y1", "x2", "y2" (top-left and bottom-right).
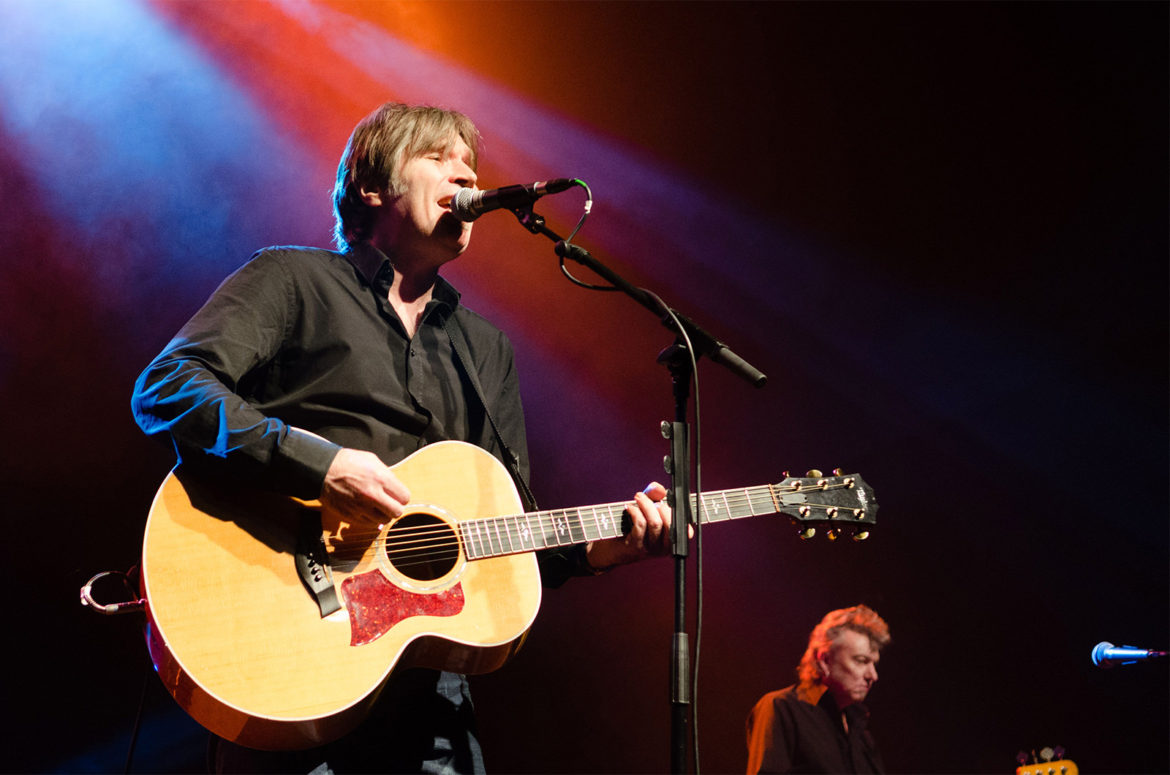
[{"x1": 508, "y1": 206, "x2": 766, "y2": 774}]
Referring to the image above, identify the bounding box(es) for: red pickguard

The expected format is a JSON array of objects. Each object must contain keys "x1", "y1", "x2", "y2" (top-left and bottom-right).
[{"x1": 340, "y1": 571, "x2": 465, "y2": 646}]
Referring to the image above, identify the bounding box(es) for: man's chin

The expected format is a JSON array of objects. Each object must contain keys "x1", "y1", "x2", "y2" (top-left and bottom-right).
[{"x1": 443, "y1": 222, "x2": 472, "y2": 253}]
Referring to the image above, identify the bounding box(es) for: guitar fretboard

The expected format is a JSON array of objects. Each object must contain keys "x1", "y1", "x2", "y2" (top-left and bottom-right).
[{"x1": 459, "y1": 485, "x2": 785, "y2": 561}]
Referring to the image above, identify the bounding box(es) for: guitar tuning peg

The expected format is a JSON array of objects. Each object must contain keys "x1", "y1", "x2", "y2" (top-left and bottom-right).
[
  {"x1": 833, "y1": 467, "x2": 843, "y2": 476},
  {"x1": 1017, "y1": 751, "x2": 1029, "y2": 766},
  {"x1": 1053, "y1": 746, "x2": 1065, "y2": 760},
  {"x1": 805, "y1": 468, "x2": 822, "y2": 478},
  {"x1": 798, "y1": 527, "x2": 816, "y2": 540},
  {"x1": 852, "y1": 530, "x2": 870, "y2": 542},
  {"x1": 826, "y1": 528, "x2": 840, "y2": 541},
  {"x1": 782, "y1": 470, "x2": 790, "y2": 478},
  {"x1": 1040, "y1": 747, "x2": 1054, "y2": 763}
]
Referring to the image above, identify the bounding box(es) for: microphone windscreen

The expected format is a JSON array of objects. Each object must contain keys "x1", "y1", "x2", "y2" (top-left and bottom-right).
[{"x1": 450, "y1": 188, "x2": 481, "y2": 222}]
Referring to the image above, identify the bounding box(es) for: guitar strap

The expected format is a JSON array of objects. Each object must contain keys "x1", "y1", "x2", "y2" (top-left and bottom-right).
[{"x1": 443, "y1": 313, "x2": 538, "y2": 512}]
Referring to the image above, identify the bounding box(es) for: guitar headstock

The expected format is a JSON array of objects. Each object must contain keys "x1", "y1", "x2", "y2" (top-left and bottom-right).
[
  {"x1": 775, "y1": 469, "x2": 878, "y2": 541},
  {"x1": 1016, "y1": 746, "x2": 1077, "y2": 775}
]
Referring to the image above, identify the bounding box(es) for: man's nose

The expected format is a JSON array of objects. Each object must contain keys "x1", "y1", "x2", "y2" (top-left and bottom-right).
[{"x1": 452, "y1": 161, "x2": 476, "y2": 188}]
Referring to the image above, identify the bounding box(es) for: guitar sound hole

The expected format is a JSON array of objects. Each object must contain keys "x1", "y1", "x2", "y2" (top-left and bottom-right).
[{"x1": 384, "y1": 513, "x2": 459, "y2": 582}]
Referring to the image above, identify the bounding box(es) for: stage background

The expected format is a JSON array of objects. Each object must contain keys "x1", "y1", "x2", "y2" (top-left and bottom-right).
[{"x1": 1, "y1": 2, "x2": 1166, "y2": 773}]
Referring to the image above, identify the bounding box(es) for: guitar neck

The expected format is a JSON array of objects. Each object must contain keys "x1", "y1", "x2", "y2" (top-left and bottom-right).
[{"x1": 460, "y1": 486, "x2": 782, "y2": 561}]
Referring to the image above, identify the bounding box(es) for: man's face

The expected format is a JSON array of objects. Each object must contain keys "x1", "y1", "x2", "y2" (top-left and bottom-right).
[
  {"x1": 376, "y1": 134, "x2": 478, "y2": 265},
  {"x1": 818, "y1": 629, "x2": 880, "y2": 708}
]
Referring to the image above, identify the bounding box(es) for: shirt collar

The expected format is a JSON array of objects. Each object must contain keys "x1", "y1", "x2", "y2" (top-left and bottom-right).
[
  {"x1": 808, "y1": 684, "x2": 870, "y2": 732},
  {"x1": 796, "y1": 682, "x2": 828, "y2": 706},
  {"x1": 344, "y1": 240, "x2": 387, "y2": 286},
  {"x1": 343, "y1": 242, "x2": 462, "y2": 311},
  {"x1": 796, "y1": 683, "x2": 871, "y2": 724}
]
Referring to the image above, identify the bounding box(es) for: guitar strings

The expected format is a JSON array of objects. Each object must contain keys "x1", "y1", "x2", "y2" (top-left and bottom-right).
[
  {"x1": 322, "y1": 480, "x2": 858, "y2": 546},
  {"x1": 321, "y1": 484, "x2": 863, "y2": 567},
  {"x1": 322, "y1": 485, "x2": 860, "y2": 553}
]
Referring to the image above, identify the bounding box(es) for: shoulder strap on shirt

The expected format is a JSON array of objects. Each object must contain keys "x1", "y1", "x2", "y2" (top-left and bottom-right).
[{"x1": 442, "y1": 314, "x2": 538, "y2": 511}]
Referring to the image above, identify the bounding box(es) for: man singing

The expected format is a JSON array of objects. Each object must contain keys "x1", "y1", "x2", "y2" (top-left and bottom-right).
[{"x1": 133, "y1": 101, "x2": 675, "y2": 774}]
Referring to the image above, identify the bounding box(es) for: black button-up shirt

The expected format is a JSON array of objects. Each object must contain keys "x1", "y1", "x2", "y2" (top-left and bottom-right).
[
  {"x1": 747, "y1": 683, "x2": 885, "y2": 773},
  {"x1": 132, "y1": 242, "x2": 528, "y2": 500}
]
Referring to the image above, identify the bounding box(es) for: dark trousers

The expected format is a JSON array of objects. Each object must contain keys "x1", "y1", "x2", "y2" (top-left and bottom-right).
[{"x1": 213, "y1": 670, "x2": 484, "y2": 775}]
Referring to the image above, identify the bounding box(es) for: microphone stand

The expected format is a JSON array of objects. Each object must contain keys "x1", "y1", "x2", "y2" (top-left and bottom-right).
[{"x1": 509, "y1": 207, "x2": 766, "y2": 774}]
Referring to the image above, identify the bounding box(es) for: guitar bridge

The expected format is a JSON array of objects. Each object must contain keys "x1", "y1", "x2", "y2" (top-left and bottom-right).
[{"x1": 296, "y1": 510, "x2": 341, "y2": 617}]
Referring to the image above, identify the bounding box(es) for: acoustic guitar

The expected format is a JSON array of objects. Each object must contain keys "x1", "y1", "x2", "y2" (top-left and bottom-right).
[{"x1": 140, "y1": 439, "x2": 877, "y2": 750}]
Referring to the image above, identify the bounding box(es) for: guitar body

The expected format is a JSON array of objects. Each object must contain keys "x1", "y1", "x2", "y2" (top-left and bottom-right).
[{"x1": 141, "y1": 440, "x2": 540, "y2": 751}]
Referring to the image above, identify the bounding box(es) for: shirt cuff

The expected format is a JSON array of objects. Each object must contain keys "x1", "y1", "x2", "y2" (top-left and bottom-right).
[{"x1": 272, "y1": 427, "x2": 343, "y2": 499}]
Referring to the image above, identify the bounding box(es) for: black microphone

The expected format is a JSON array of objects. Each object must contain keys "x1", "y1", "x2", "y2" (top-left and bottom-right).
[
  {"x1": 450, "y1": 179, "x2": 575, "y2": 222},
  {"x1": 1091, "y1": 641, "x2": 1168, "y2": 668}
]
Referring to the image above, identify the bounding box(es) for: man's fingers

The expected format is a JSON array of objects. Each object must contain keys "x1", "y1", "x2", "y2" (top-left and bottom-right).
[
  {"x1": 365, "y1": 489, "x2": 404, "y2": 522},
  {"x1": 625, "y1": 501, "x2": 647, "y2": 546},
  {"x1": 379, "y1": 470, "x2": 411, "y2": 506},
  {"x1": 637, "y1": 492, "x2": 664, "y2": 536},
  {"x1": 624, "y1": 490, "x2": 670, "y2": 555},
  {"x1": 369, "y1": 474, "x2": 409, "y2": 520},
  {"x1": 643, "y1": 481, "x2": 668, "y2": 500},
  {"x1": 323, "y1": 448, "x2": 411, "y2": 525}
]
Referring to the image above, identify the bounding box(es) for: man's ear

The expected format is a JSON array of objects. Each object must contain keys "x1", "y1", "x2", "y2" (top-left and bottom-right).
[
  {"x1": 358, "y1": 185, "x2": 384, "y2": 207},
  {"x1": 816, "y1": 649, "x2": 831, "y2": 677}
]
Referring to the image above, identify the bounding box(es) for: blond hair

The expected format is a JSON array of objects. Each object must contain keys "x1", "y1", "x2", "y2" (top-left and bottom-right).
[{"x1": 797, "y1": 604, "x2": 890, "y2": 686}]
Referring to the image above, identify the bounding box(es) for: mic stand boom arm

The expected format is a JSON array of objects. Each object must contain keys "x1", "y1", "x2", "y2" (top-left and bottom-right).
[
  {"x1": 510, "y1": 207, "x2": 768, "y2": 388},
  {"x1": 509, "y1": 206, "x2": 766, "y2": 774}
]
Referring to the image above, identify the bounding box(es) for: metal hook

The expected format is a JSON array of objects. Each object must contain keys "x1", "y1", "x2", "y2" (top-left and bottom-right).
[{"x1": 79, "y1": 569, "x2": 145, "y2": 616}]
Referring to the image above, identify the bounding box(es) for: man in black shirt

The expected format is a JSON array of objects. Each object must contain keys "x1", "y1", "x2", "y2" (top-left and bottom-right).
[
  {"x1": 132, "y1": 102, "x2": 673, "y2": 773},
  {"x1": 745, "y1": 605, "x2": 891, "y2": 774}
]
